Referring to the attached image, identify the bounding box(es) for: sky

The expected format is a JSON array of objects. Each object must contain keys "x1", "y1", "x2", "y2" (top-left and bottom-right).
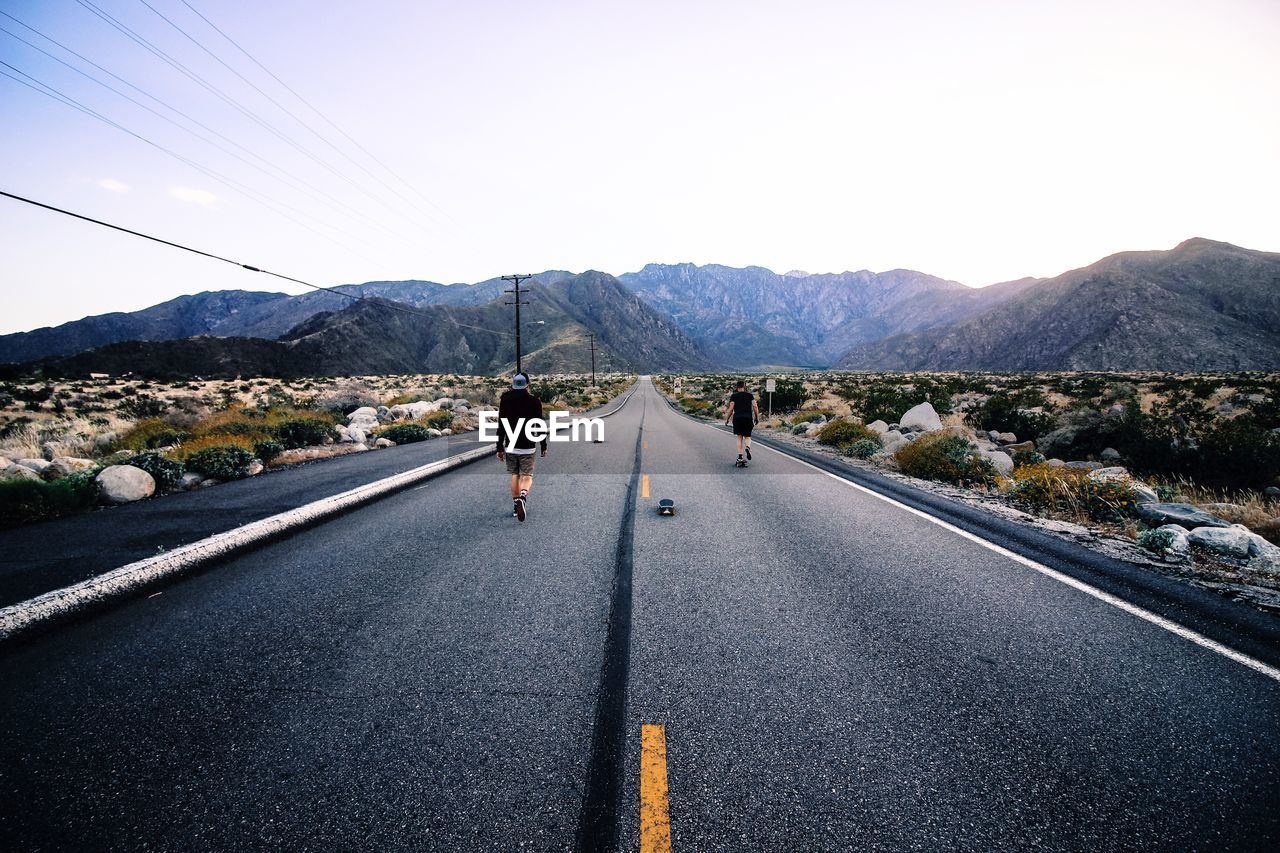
[{"x1": 1, "y1": 0, "x2": 1278, "y2": 334}]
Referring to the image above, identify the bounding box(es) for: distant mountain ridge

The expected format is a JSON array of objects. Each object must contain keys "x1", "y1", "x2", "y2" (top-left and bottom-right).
[
  {"x1": 836, "y1": 239, "x2": 1280, "y2": 371},
  {"x1": 27, "y1": 272, "x2": 711, "y2": 378},
  {"x1": 5, "y1": 239, "x2": 1278, "y2": 374}
]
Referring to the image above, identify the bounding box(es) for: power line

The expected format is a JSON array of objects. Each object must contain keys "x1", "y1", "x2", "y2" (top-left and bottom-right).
[
  {"x1": 0, "y1": 21, "x2": 413, "y2": 247},
  {"x1": 73, "y1": 0, "x2": 432, "y2": 242},
  {"x1": 0, "y1": 59, "x2": 383, "y2": 264},
  {"x1": 178, "y1": 0, "x2": 457, "y2": 231},
  {"x1": 0, "y1": 189, "x2": 514, "y2": 339},
  {"x1": 166, "y1": 0, "x2": 455, "y2": 232}
]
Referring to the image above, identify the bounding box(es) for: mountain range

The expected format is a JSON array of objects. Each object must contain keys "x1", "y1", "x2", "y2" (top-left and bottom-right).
[{"x1": 3, "y1": 238, "x2": 1276, "y2": 376}]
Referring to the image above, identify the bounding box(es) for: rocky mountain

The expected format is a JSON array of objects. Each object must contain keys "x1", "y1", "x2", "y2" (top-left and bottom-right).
[
  {"x1": 836, "y1": 239, "x2": 1280, "y2": 370},
  {"x1": 617, "y1": 263, "x2": 1032, "y2": 367},
  {"x1": 24, "y1": 272, "x2": 711, "y2": 378},
  {"x1": 0, "y1": 290, "x2": 291, "y2": 364}
]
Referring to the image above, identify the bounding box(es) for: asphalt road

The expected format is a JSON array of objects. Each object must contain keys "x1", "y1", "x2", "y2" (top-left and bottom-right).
[{"x1": 2, "y1": 379, "x2": 1278, "y2": 850}]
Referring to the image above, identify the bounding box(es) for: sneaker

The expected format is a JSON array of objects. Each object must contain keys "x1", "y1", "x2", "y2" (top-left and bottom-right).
[
  {"x1": 515, "y1": 497, "x2": 527, "y2": 522},
  {"x1": 745, "y1": 446, "x2": 752, "y2": 461}
]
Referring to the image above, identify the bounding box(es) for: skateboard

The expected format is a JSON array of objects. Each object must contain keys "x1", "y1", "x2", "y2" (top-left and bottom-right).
[
  {"x1": 658, "y1": 498, "x2": 675, "y2": 516},
  {"x1": 734, "y1": 458, "x2": 749, "y2": 468}
]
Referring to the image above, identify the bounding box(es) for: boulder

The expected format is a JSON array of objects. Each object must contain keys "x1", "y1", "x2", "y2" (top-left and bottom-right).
[
  {"x1": 979, "y1": 449, "x2": 1014, "y2": 476},
  {"x1": 427, "y1": 428, "x2": 443, "y2": 438},
  {"x1": 441, "y1": 429, "x2": 453, "y2": 437},
  {"x1": 179, "y1": 472, "x2": 205, "y2": 490},
  {"x1": 1130, "y1": 482, "x2": 1160, "y2": 505},
  {"x1": 16, "y1": 458, "x2": 51, "y2": 475},
  {"x1": 899, "y1": 402, "x2": 943, "y2": 432},
  {"x1": 1063, "y1": 460, "x2": 1102, "y2": 471},
  {"x1": 866, "y1": 420, "x2": 889, "y2": 435},
  {"x1": 995, "y1": 432, "x2": 1017, "y2": 444},
  {"x1": 44, "y1": 457, "x2": 96, "y2": 480},
  {"x1": 347, "y1": 427, "x2": 367, "y2": 446},
  {"x1": 375, "y1": 437, "x2": 395, "y2": 448},
  {"x1": 390, "y1": 401, "x2": 442, "y2": 420},
  {"x1": 1136, "y1": 503, "x2": 1231, "y2": 529},
  {"x1": 353, "y1": 443, "x2": 370, "y2": 452},
  {"x1": 348, "y1": 406, "x2": 377, "y2": 419},
  {"x1": 1045, "y1": 458, "x2": 1066, "y2": 468},
  {"x1": 1187, "y1": 526, "x2": 1252, "y2": 559},
  {"x1": 246, "y1": 460, "x2": 264, "y2": 476},
  {"x1": 96, "y1": 465, "x2": 155, "y2": 505},
  {"x1": 1005, "y1": 440, "x2": 1036, "y2": 454},
  {"x1": 199, "y1": 478, "x2": 220, "y2": 488},
  {"x1": 1, "y1": 462, "x2": 41, "y2": 482},
  {"x1": 1264, "y1": 486, "x2": 1280, "y2": 499},
  {"x1": 1154, "y1": 524, "x2": 1191, "y2": 557},
  {"x1": 987, "y1": 430, "x2": 1001, "y2": 442},
  {"x1": 880, "y1": 430, "x2": 908, "y2": 454},
  {"x1": 1100, "y1": 447, "x2": 1122, "y2": 461},
  {"x1": 1088, "y1": 466, "x2": 1130, "y2": 481}
]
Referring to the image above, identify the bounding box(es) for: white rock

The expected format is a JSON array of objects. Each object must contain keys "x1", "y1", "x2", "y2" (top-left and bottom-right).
[
  {"x1": 1154, "y1": 524, "x2": 1192, "y2": 557},
  {"x1": 246, "y1": 460, "x2": 264, "y2": 476},
  {"x1": 353, "y1": 443, "x2": 370, "y2": 452},
  {"x1": 427, "y1": 428, "x2": 443, "y2": 438},
  {"x1": 979, "y1": 449, "x2": 1014, "y2": 476},
  {"x1": 996, "y1": 432, "x2": 1017, "y2": 444},
  {"x1": 880, "y1": 430, "x2": 908, "y2": 454},
  {"x1": 866, "y1": 420, "x2": 889, "y2": 435},
  {"x1": 96, "y1": 465, "x2": 156, "y2": 505},
  {"x1": 375, "y1": 437, "x2": 395, "y2": 448},
  {"x1": 16, "y1": 458, "x2": 51, "y2": 475},
  {"x1": 1101, "y1": 447, "x2": 1122, "y2": 461},
  {"x1": 441, "y1": 429, "x2": 453, "y2": 436},
  {"x1": 1186, "y1": 526, "x2": 1252, "y2": 558},
  {"x1": 899, "y1": 402, "x2": 944, "y2": 432},
  {"x1": 1, "y1": 462, "x2": 41, "y2": 482},
  {"x1": 347, "y1": 427, "x2": 367, "y2": 445},
  {"x1": 43, "y1": 457, "x2": 96, "y2": 480},
  {"x1": 348, "y1": 406, "x2": 377, "y2": 419},
  {"x1": 1046, "y1": 458, "x2": 1066, "y2": 467},
  {"x1": 179, "y1": 472, "x2": 205, "y2": 490},
  {"x1": 199, "y1": 478, "x2": 220, "y2": 488}
]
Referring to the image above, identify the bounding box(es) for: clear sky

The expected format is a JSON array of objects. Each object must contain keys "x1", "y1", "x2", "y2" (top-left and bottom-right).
[{"x1": 2, "y1": 0, "x2": 1278, "y2": 334}]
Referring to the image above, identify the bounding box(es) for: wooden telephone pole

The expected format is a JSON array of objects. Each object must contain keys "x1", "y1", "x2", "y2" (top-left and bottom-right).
[{"x1": 502, "y1": 274, "x2": 532, "y2": 374}]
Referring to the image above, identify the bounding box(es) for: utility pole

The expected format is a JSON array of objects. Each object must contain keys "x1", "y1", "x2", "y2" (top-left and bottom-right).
[
  {"x1": 587, "y1": 333, "x2": 597, "y2": 387},
  {"x1": 502, "y1": 274, "x2": 532, "y2": 375}
]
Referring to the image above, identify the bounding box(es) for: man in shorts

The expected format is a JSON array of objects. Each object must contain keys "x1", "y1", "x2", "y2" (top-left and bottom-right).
[
  {"x1": 496, "y1": 372, "x2": 547, "y2": 521},
  {"x1": 725, "y1": 379, "x2": 760, "y2": 465}
]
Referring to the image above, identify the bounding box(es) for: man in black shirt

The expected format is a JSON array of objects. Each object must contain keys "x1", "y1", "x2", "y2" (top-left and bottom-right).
[
  {"x1": 724, "y1": 379, "x2": 760, "y2": 465},
  {"x1": 496, "y1": 373, "x2": 547, "y2": 521}
]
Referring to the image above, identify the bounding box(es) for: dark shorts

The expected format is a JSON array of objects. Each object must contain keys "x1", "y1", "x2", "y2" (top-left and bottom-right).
[
  {"x1": 505, "y1": 453, "x2": 536, "y2": 475},
  {"x1": 732, "y1": 416, "x2": 754, "y2": 437}
]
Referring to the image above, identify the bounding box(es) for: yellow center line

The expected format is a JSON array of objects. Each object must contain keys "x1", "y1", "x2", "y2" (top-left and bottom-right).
[
  {"x1": 640, "y1": 724, "x2": 672, "y2": 853},
  {"x1": 641, "y1": 474, "x2": 650, "y2": 498}
]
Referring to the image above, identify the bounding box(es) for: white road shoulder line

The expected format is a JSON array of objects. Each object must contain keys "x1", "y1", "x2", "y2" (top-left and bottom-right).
[{"x1": 694, "y1": 409, "x2": 1280, "y2": 683}]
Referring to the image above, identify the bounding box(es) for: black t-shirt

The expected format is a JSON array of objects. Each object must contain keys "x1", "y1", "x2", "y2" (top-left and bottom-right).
[
  {"x1": 498, "y1": 388, "x2": 546, "y2": 450},
  {"x1": 729, "y1": 390, "x2": 754, "y2": 419}
]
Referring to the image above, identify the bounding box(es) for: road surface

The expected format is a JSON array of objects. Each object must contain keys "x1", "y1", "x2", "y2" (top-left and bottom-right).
[{"x1": 2, "y1": 379, "x2": 1278, "y2": 851}]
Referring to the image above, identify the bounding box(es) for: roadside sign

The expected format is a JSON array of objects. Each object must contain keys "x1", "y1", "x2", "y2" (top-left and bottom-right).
[{"x1": 765, "y1": 379, "x2": 776, "y2": 392}]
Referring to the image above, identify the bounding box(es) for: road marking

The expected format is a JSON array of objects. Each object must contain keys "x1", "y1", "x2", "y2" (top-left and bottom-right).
[
  {"x1": 754, "y1": 441, "x2": 1280, "y2": 684},
  {"x1": 641, "y1": 474, "x2": 650, "y2": 498},
  {"x1": 644, "y1": 441, "x2": 649, "y2": 449},
  {"x1": 640, "y1": 724, "x2": 673, "y2": 853}
]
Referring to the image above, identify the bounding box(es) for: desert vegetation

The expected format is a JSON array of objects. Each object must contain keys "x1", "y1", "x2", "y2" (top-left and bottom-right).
[{"x1": 0, "y1": 372, "x2": 632, "y2": 529}]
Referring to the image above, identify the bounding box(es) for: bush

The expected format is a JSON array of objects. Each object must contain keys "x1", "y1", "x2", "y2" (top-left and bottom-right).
[
  {"x1": 1012, "y1": 448, "x2": 1046, "y2": 468},
  {"x1": 1006, "y1": 464, "x2": 1139, "y2": 522},
  {"x1": 970, "y1": 393, "x2": 1057, "y2": 441},
  {"x1": 760, "y1": 378, "x2": 807, "y2": 412},
  {"x1": 817, "y1": 419, "x2": 879, "y2": 448},
  {"x1": 0, "y1": 470, "x2": 100, "y2": 529},
  {"x1": 124, "y1": 451, "x2": 185, "y2": 492},
  {"x1": 844, "y1": 438, "x2": 881, "y2": 459},
  {"x1": 117, "y1": 395, "x2": 168, "y2": 420},
  {"x1": 894, "y1": 431, "x2": 996, "y2": 485},
  {"x1": 171, "y1": 434, "x2": 257, "y2": 462},
  {"x1": 1138, "y1": 527, "x2": 1180, "y2": 555},
  {"x1": 183, "y1": 445, "x2": 256, "y2": 480},
  {"x1": 116, "y1": 418, "x2": 190, "y2": 452},
  {"x1": 273, "y1": 418, "x2": 332, "y2": 449},
  {"x1": 791, "y1": 411, "x2": 830, "y2": 425},
  {"x1": 421, "y1": 409, "x2": 453, "y2": 429},
  {"x1": 680, "y1": 397, "x2": 712, "y2": 415},
  {"x1": 379, "y1": 423, "x2": 430, "y2": 444},
  {"x1": 254, "y1": 438, "x2": 285, "y2": 463}
]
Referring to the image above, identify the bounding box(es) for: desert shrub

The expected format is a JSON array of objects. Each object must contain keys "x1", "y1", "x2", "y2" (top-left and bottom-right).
[
  {"x1": 273, "y1": 418, "x2": 332, "y2": 449},
  {"x1": 970, "y1": 393, "x2": 1057, "y2": 441},
  {"x1": 380, "y1": 423, "x2": 430, "y2": 444},
  {"x1": 1012, "y1": 448, "x2": 1046, "y2": 468},
  {"x1": 123, "y1": 451, "x2": 185, "y2": 492},
  {"x1": 0, "y1": 470, "x2": 100, "y2": 530},
  {"x1": 680, "y1": 397, "x2": 712, "y2": 415},
  {"x1": 1006, "y1": 464, "x2": 1139, "y2": 522},
  {"x1": 894, "y1": 431, "x2": 996, "y2": 485},
  {"x1": 844, "y1": 438, "x2": 881, "y2": 459},
  {"x1": 854, "y1": 385, "x2": 951, "y2": 424},
  {"x1": 170, "y1": 434, "x2": 257, "y2": 462},
  {"x1": 1192, "y1": 415, "x2": 1280, "y2": 487},
  {"x1": 791, "y1": 411, "x2": 831, "y2": 425},
  {"x1": 817, "y1": 419, "x2": 879, "y2": 448},
  {"x1": 421, "y1": 409, "x2": 454, "y2": 429},
  {"x1": 0, "y1": 416, "x2": 34, "y2": 440},
  {"x1": 115, "y1": 418, "x2": 190, "y2": 452},
  {"x1": 254, "y1": 438, "x2": 285, "y2": 462},
  {"x1": 116, "y1": 395, "x2": 168, "y2": 420},
  {"x1": 759, "y1": 379, "x2": 807, "y2": 412},
  {"x1": 1138, "y1": 527, "x2": 1180, "y2": 555},
  {"x1": 183, "y1": 445, "x2": 256, "y2": 480}
]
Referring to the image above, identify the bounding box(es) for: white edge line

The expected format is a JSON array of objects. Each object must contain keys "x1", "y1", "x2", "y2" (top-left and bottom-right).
[
  {"x1": 0, "y1": 386, "x2": 641, "y2": 643},
  {"x1": 0, "y1": 445, "x2": 492, "y2": 642},
  {"x1": 690, "y1": 404, "x2": 1280, "y2": 683}
]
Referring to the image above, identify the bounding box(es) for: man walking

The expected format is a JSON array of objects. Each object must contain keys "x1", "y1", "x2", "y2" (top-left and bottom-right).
[
  {"x1": 725, "y1": 379, "x2": 760, "y2": 466},
  {"x1": 497, "y1": 372, "x2": 547, "y2": 521}
]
